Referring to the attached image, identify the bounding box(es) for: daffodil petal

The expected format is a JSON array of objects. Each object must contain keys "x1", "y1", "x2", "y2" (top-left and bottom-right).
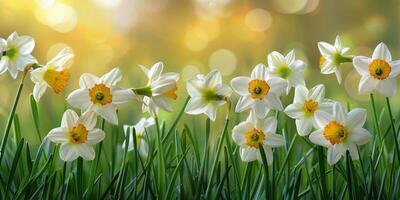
[{"x1": 372, "y1": 42, "x2": 391, "y2": 61}]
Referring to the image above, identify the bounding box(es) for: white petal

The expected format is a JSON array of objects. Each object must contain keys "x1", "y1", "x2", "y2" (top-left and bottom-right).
[
  {"x1": 79, "y1": 73, "x2": 99, "y2": 88},
  {"x1": 320, "y1": 62, "x2": 336, "y2": 74},
  {"x1": 59, "y1": 143, "x2": 79, "y2": 161},
  {"x1": 327, "y1": 144, "x2": 345, "y2": 165},
  {"x1": 251, "y1": 64, "x2": 267, "y2": 80},
  {"x1": 215, "y1": 84, "x2": 232, "y2": 97},
  {"x1": 61, "y1": 109, "x2": 79, "y2": 129},
  {"x1": 267, "y1": 52, "x2": 285, "y2": 68},
  {"x1": 319, "y1": 100, "x2": 334, "y2": 113},
  {"x1": 389, "y1": 60, "x2": 400, "y2": 78},
  {"x1": 333, "y1": 102, "x2": 347, "y2": 124},
  {"x1": 358, "y1": 75, "x2": 378, "y2": 94},
  {"x1": 235, "y1": 95, "x2": 254, "y2": 112},
  {"x1": 185, "y1": 97, "x2": 208, "y2": 115},
  {"x1": 153, "y1": 96, "x2": 172, "y2": 112},
  {"x1": 290, "y1": 60, "x2": 306, "y2": 71},
  {"x1": 100, "y1": 68, "x2": 122, "y2": 86},
  {"x1": 296, "y1": 118, "x2": 313, "y2": 136},
  {"x1": 33, "y1": 83, "x2": 48, "y2": 102},
  {"x1": 264, "y1": 133, "x2": 285, "y2": 147},
  {"x1": 353, "y1": 56, "x2": 371, "y2": 75},
  {"x1": 205, "y1": 103, "x2": 217, "y2": 121},
  {"x1": 264, "y1": 94, "x2": 283, "y2": 111},
  {"x1": 334, "y1": 69, "x2": 342, "y2": 84},
  {"x1": 258, "y1": 145, "x2": 274, "y2": 165},
  {"x1": 334, "y1": 35, "x2": 342, "y2": 50},
  {"x1": 205, "y1": 70, "x2": 222, "y2": 88},
  {"x1": 293, "y1": 85, "x2": 308, "y2": 103},
  {"x1": 346, "y1": 108, "x2": 366, "y2": 130},
  {"x1": 349, "y1": 128, "x2": 371, "y2": 145},
  {"x1": 253, "y1": 100, "x2": 268, "y2": 118},
  {"x1": 138, "y1": 140, "x2": 149, "y2": 158},
  {"x1": 347, "y1": 144, "x2": 359, "y2": 160},
  {"x1": 96, "y1": 104, "x2": 118, "y2": 125},
  {"x1": 318, "y1": 42, "x2": 336, "y2": 58},
  {"x1": 230, "y1": 76, "x2": 250, "y2": 96},
  {"x1": 186, "y1": 78, "x2": 204, "y2": 97},
  {"x1": 372, "y1": 43, "x2": 391, "y2": 61},
  {"x1": 8, "y1": 63, "x2": 19, "y2": 79},
  {"x1": 309, "y1": 129, "x2": 330, "y2": 147},
  {"x1": 232, "y1": 121, "x2": 253, "y2": 146},
  {"x1": 16, "y1": 55, "x2": 36, "y2": 70},
  {"x1": 0, "y1": 57, "x2": 8, "y2": 75},
  {"x1": 66, "y1": 88, "x2": 91, "y2": 110},
  {"x1": 47, "y1": 127, "x2": 68, "y2": 143},
  {"x1": 78, "y1": 111, "x2": 97, "y2": 130},
  {"x1": 47, "y1": 48, "x2": 74, "y2": 67},
  {"x1": 87, "y1": 129, "x2": 106, "y2": 144},
  {"x1": 30, "y1": 68, "x2": 45, "y2": 83},
  {"x1": 148, "y1": 62, "x2": 164, "y2": 81},
  {"x1": 285, "y1": 50, "x2": 295, "y2": 64},
  {"x1": 308, "y1": 84, "x2": 325, "y2": 102},
  {"x1": 76, "y1": 144, "x2": 95, "y2": 160},
  {"x1": 376, "y1": 79, "x2": 397, "y2": 97},
  {"x1": 284, "y1": 103, "x2": 304, "y2": 119},
  {"x1": 267, "y1": 77, "x2": 287, "y2": 95},
  {"x1": 263, "y1": 116, "x2": 277, "y2": 133},
  {"x1": 112, "y1": 88, "x2": 134, "y2": 105},
  {"x1": 239, "y1": 147, "x2": 258, "y2": 162},
  {"x1": 314, "y1": 111, "x2": 333, "y2": 128},
  {"x1": 16, "y1": 35, "x2": 35, "y2": 55}
]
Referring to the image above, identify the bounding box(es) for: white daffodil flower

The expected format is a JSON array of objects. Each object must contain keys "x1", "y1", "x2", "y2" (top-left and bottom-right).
[
  {"x1": 66, "y1": 68, "x2": 134, "y2": 125},
  {"x1": 309, "y1": 102, "x2": 372, "y2": 165},
  {"x1": 284, "y1": 84, "x2": 334, "y2": 136},
  {"x1": 232, "y1": 111, "x2": 286, "y2": 164},
  {"x1": 47, "y1": 109, "x2": 105, "y2": 161},
  {"x1": 230, "y1": 64, "x2": 287, "y2": 119},
  {"x1": 30, "y1": 48, "x2": 74, "y2": 102},
  {"x1": 318, "y1": 35, "x2": 351, "y2": 84},
  {"x1": 0, "y1": 32, "x2": 37, "y2": 79},
  {"x1": 122, "y1": 118, "x2": 154, "y2": 158},
  {"x1": 185, "y1": 70, "x2": 232, "y2": 121},
  {"x1": 136, "y1": 62, "x2": 179, "y2": 117},
  {"x1": 353, "y1": 43, "x2": 400, "y2": 97},
  {"x1": 267, "y1": 50, "x2": 306, "y2": 94}
]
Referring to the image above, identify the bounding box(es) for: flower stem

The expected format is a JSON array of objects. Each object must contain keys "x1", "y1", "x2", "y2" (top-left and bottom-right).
[
  {"x1": 385, "y1": 97, "x2": 400, "y2": 162},
  {"x1": 154, "y1": 116, "x2": 166, "y2": 198},
  {"x1": 77, "y1": 157, "x2": 83, "y2": 199},
  {"x1": 346, "y1": 152, "x2": 355, "y2": 200},
  {"x1": 0, "y1": 67, "x2": 29, "y2": 165},
  {"x1": 317, "y1": 146, "x2": 328, "y2": 199},
  {"x1": 204, "y1": 117, "x2": 230, "y2": 198},
  {"x1": 259, "y1": 144, "x2": 270, "y2": 200}
]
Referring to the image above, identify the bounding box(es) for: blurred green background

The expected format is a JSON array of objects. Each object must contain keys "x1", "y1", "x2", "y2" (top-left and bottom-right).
[{"x1": 0, "y1": 0, "x2": 399, "y2": 145}]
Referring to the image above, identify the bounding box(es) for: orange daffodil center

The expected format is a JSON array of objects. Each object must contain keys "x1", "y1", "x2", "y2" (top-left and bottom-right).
[
  {"x1": 368, "y1": 59, "x2": 391, "y2": 80},
  {"x1": 164, "y1": 84, "x2": 178, "y2": 100},
  {"x1": 245, "y1": 128, "x2": 266, "y2": 148},
  {"x1": 323, "y1": 121, "x2": 348, "y2": 145},
  {"x1": 248, "y1": 79, "x2": 270, "y2": 100},
  {"x1": 68, "y1": 123, "x2": 88, "y2": 144},
  {"x1": 303, "y1": 99, "x2": 319, "y2": 116},
  {"x1": 43, "y1": 68, "x2": 71, "y2": 94},
  {"x1": 89, "y1": 84, "x2": 112, "y2": 105}
]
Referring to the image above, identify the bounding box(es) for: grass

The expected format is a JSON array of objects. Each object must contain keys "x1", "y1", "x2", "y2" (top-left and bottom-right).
[{"x1": 0, "y1": 87, "x2": 400, "y2": 199}]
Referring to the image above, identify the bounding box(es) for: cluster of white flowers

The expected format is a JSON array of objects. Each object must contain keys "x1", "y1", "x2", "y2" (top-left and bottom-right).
[{"x1": 2, "y1": 32, "x2": 398, "y2": 165}]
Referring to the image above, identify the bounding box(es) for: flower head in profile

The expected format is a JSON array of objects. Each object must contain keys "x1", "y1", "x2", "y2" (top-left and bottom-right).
[
  {"x1": 267, "y1": 50, "x2": 306, "y2": 94},
  {"x1": 230, "y1": 64, "x2": 287, "y2": 119},
  {"x1": 284, "y1": 84, "x2": 334, "y2": 136},
  {"x1": 0, "y1": 32, "x2": 37, "y2": 79},
  {"x1": 122, "y1": 118, "x2": 154, "y2": 158},
  {"x1": 232, "y1": 111, "x2": 286, "y2": 164},
  {"x1": 66, "y1": 68, "x2": 134, "y2": 125},
  {"x1": 353, "y1": 43, "x2": 400, "y2": 97},
  {"x1": 135, "y1": 62, "x2": 179, "y2": 117},
  {"x1": 185, "y1": 70, "x2": 232, "y2": 121},
  {"x1": 309, "y1": 102, "x2": 371, "y2": 165},
  {"x1": 47, "y1": 110, "x2": 105, "y2": 161},
  {"x1": 30, "y1": 48, "x2": 74, "y2": 102},
  {"x1": 318, "y1": 35, "x2": 351, "y2": 84}
]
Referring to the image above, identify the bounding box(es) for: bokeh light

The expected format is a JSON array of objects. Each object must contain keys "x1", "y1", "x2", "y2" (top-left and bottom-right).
[
  {"x1": 245, "y1": 9, "x2": 272, "y2": 32},
  {"x1": 209, "y1": 49, "x2": 237, "y2": 76}
]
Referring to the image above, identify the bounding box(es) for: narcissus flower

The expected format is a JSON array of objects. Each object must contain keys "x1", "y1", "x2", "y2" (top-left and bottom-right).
[
  {"x1": 284, "y1": 84, "x2": 334, "y2": 136},
  {"x1": 185, "y1": 70, "x2": 232, "y2": 121},
  {"x1": 66, "y1": 68, "x2": 134, "y2": 125},
  {"x1": 309, "y1": 102, "x2": 371, "y2": 165},
  {"x1": 135, "y1": 62, "x2": 179, "y2": 117},
  {"x1": 122, "y1": 118, "x2": 154, "y2": 158},
  {"x1": 47, "y1": 109, "x2": 105, "y2": 161},
  {"x1": 0, "y1": 32, "x2": 37, "y2": 79},
  {"x1": 353, "y1": 43, "x2": 400, "y2": 97},
  {"x1": 230, "y1": 64, "x2": 287, "y2": 119},
  {"x1": 30, "y1": 48, "x2": 74, "y2": 102},
  {"x1": 318, "y1": 35, "x2": 351, "y2": 84},
  {"x1": 267, "y1": 50, "x2": 306, "y2": 94},
  {"x1": 232, "y1": 111, "x2": 286, "y2": 164}
]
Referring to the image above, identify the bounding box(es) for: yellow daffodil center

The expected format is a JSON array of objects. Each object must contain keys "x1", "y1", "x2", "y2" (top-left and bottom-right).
[
  {"x1": 89, "y1": 84, "x2": 112, "y2": 105},
  {"x1": 276, "y1": 65, "x2": 291, "y2": 79},
  {"x1": 319, "y1": 56, "x2": 325, "y2": 68},
  {"x1": 43, "y1": 68, "x2": 70, "y2": 94},
  {"x1": 245, "y1": 128, "x2": 266, "y2": 148},
  {"x1": 248, "y1": 79, "x2": 270, "y2": 100},
  {"x1": 68, "y1": 124, "x2": 88, "y2": 144},
  {"x1": 303, "y1": 99, "x2": 319, "y2": 116},
  {"x1": 164, "y1": 84, "x2": 178, "y2": 100},
  {"x1": 323, "y1": 121, "x2": 348, "y2": 145},
  {"x1": 369, "y1": 59, "x2": 391, "y2": 80}
]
